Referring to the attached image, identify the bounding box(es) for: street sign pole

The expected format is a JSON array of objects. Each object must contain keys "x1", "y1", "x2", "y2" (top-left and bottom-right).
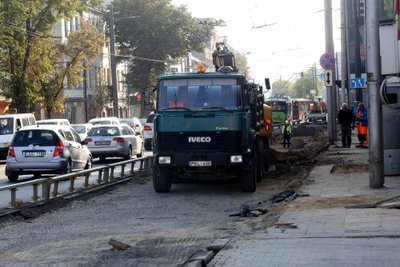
[
  {"x1": 324, "y1": 0, "x2": 337, "y2": 145},
  {"x1": 366, "y1": 0, "x2": 384, "y2": 188}
]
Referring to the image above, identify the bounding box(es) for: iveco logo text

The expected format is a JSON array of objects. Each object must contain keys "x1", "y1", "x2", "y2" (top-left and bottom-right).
[{"x1": 188, "y1": 137, "x2": 212, "y2": 143}]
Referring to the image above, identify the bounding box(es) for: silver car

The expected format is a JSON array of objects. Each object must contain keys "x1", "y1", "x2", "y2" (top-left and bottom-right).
[
  {"x1": 6, "y1": 125, "x2": 93, "y2": 182},
  {"x1": 84, "y1": 124, "x2": 143, "y2": 161}
]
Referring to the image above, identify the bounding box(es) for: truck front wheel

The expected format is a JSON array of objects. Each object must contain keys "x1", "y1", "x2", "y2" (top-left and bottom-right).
[
  {"x1": 153, "y1": 166, "x2": 172, "y2": 193},
  {"x1": 240, "y1": 151, "x2": 257, "y2": 192}
]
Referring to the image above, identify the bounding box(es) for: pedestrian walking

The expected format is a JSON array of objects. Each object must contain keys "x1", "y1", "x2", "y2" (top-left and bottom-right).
[
  {"x1": 281, "y1": 119, "x2": 292, "y2": 149},
  {"x1": 355, "y1": 103, "x2": 368, "y2": 148},
  {"x1": 351, "y1": 100, "x2": 358, "y2": 130},
  {"x1": 337, "y1": 102, "x2": 353, "y2": 148}
]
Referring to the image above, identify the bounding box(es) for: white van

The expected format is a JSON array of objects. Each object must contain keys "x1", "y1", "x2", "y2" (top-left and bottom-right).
[{"x1": 0, "y1": 113, "x2": 36, "y2": 159}]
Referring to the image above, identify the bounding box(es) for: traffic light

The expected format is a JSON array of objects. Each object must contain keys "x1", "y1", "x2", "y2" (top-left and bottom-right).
[{"x1": 300, "y1": 72, "x2": 304, "y2": 78}]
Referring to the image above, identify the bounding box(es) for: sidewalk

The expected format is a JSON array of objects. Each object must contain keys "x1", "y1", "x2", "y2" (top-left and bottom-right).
[{"x1": 210, "y1": 140, "x2": 400, "y2": 266}]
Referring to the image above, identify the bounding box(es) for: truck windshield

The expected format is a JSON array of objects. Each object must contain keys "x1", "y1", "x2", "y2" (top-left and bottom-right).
[{"x1": 158, "y1": 78, "x2": 242, "y2": 111}]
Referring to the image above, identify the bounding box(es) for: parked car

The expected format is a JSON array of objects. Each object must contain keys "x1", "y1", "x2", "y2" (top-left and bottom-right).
[
  {"x1": 71, "y1": 123, "x2": 93, "y2": 141},
  {"x1": 84, "y1": 124, "x2": 143, "y2": 161},
  {"x1": 119, "y1": 117, "x2": 142, "y2": 135},
  {"x1": 88, "y1": 117, "x2": 119, "y2": 125},
  {"x1": 37, "y1": 119, "x2": 71, "y2": 126},
  {"x1": 5, "y1": 125, "x2": 92, "y2": 182},
  {"x1": 143, "y1": 113, "x2": 155, "y2": 151},
  {"x1": 0, "y1": 113, "x2": 37, "y2": 159}
]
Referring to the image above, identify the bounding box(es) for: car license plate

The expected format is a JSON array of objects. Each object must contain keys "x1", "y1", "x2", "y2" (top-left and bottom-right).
[
  {"x1": 25, "y1": 151, "x2": 45, "y2": 157},
  {"x1": 95, "y1": 141, "x2": 110, "y2": 145},
  {"x1": 189, "y1": 161, "x2": 212, "y2": 167}
]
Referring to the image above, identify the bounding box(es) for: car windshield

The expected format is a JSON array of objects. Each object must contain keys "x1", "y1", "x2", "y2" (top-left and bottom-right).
[
  {"x1": 88, "y1": 127, "x2": 120, "y2": 136},
  {"x1": 90, "y1": 120, "x2": 113, "y2": 125},
  {"x1": 119, "y1": 119, "x2": 132, "y2": 124},
  {"x1": 12, "y1": 130, "x2": 58, "y2": 146},
  {"x1": 72, "y1": 125, "x2": 86, "y2": 133},
  {"x1": 158, "y1": 78, "x2": 242, "y2": 111},
  {"x1": 37, "y1": 121, "x2": 58, "y2": 125},
  {"x1": 0, "y1": 118, "x2": 14, "y2": 135}
]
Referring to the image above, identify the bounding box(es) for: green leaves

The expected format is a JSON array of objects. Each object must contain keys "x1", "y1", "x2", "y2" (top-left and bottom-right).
[
  {"x1": 112, "y1": 0, "x2": 214, "y2": 116},
  {"x1": 0, "y1": 0, "x2": 100, "y2": 113}
]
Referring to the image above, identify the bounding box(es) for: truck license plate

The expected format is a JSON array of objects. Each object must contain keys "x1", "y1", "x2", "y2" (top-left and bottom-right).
[{"x1": 189, "y1": 161, "x2": 212, "y2": 167}]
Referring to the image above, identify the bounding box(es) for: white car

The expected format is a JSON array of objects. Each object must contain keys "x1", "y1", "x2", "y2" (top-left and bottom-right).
[
  {"x1": 71, "y1": 123, "x2": 93, "y2": 141},
  {"x1": 143, "y1": 113, "x2": 155, "y2": 151},
  {"x1": 119, "y1": 117, "x2": 143, "y2": 136},
  {"x1": 6, "y1": 125, "x2": 92, "y2": 182},
  {"x1": 37, "y1": 119, "x2": 71, "y2": 126},
  {"x1": 84, "y1": 124, "x2": 143, "y2": 161},
  {"x1": 88, "y1": 117, "x2": 120, "y2": 126}
]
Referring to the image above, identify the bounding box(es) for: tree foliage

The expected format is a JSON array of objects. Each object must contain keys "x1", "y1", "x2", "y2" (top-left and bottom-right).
[
  {"x1": 34, "y1": 21, "x2": 104, "y2": 118},
  {"x1": 235, "y1": 53, "x2": 250, "y2": 77},
  {"x1": 271, "y1": 79, "x2": 293, "y2": 97},
  {"x1": 112, "y1": 0, "x2": 214, "y2": 117},
  {"x1": 0, "y1": 0, "x2": 100, "y2": 113},
  {"x1": 292, "y1": 68, "x2": 321, "y2": 98}
]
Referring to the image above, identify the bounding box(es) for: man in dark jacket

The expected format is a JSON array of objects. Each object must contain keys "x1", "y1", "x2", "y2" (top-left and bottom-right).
[{"x1": 337, "y1": 102, "x2": 353, "y2": 148}]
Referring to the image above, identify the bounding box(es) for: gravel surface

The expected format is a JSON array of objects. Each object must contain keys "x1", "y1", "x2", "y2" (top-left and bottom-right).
[{"x1": 0, "y1": 125, "x2": 328, "y2": 266}]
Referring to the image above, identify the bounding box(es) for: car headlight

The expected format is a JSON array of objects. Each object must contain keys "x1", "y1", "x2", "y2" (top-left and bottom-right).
[
  {"x1": 230, "y1": 155, "x2": 243, "y2": 163},
  {"x1": 158, "y1": 156, "x2": 171, "y2": 165}
]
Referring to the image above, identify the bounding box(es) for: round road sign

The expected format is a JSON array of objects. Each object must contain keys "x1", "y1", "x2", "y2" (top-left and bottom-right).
[{"x1": 319, "y1": 53, "x2": 335, "y2": 70}]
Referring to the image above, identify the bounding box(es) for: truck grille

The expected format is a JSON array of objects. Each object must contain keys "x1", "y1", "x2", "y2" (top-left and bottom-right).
[{"x1": 158, "y1": 131, "x2": 242, "y2": 150}]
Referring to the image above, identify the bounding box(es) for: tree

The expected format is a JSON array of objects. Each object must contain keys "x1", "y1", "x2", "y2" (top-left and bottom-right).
[
  {"x1": 292, "y1": 68, "x2": 321, "y2": 98},
  {"x1": 32, "y1": 22, "x2": 104, "y2": 118},
  {"x1": 0, "y1": 0, "x2": 100, "y2": 113},
  {"x1": 271, "y1": 79, "x2": 293, "y2": 96},
  {"x1": 93, "y1": 84, "x2": 112, "y2": 117},
  {"x1": 112, "y1": 0, "x2": 214, "y2": 117},
  {"x1": 235, "y1": 53, "x2": 251, "y2": 77}
]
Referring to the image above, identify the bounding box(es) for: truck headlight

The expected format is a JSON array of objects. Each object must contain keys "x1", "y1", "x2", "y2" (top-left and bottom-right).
[
  {"x1": 230, "y1": 155, "x2": 243, "y2": 163},
  {"x1": 158, "y1": 156, "x2": 171, "y2": 165}
]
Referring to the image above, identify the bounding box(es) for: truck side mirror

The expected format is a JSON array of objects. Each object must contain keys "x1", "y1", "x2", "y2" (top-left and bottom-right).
[{"x1": 265, "y1": 78, "x2": 271, "y2": 90}]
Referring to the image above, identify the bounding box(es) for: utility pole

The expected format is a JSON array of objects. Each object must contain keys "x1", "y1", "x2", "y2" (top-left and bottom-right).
[
  {"x1": 313, "y1": 63, "x2": 318, "y2": 96},
  {"x1": 109, "y1": 3, "x2": 119, "y2": 117},
  {"x1": 340, "y1": 0, "x2": 348, "y2": 104},
  {"x1": 365, "y1": 0, "x2": 384, "y2": 188},
  {"x1": 325, "y1": 0, "x2": 337, "y2": 144}
]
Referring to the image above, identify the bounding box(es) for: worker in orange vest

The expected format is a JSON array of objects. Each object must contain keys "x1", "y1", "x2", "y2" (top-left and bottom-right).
[{"x1": 355, "y1": 103, "x2": 368, "y2": 148}]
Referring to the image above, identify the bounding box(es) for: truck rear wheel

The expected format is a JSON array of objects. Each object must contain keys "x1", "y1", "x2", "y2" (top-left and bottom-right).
[
  {"x1": 153, "y1": 166, "x2": 172, "y2": 193},
  {"x1": 240, "y1": 151, "x2": 257, "y2": 192}
]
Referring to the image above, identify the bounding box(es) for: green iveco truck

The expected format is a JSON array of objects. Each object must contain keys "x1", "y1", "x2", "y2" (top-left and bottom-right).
[{"x1": 147, "y1": 43, "x2": 272, "y2": 193}]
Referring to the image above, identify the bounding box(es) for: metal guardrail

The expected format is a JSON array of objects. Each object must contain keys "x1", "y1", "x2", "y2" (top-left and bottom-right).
[{"x1": 0, "y1": 156, "x2": 153, "y2": 211}]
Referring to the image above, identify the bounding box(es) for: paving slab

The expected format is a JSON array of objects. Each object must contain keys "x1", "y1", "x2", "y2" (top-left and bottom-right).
[{"x1": 210, "y1": 143, "x2": 400, "y2": 266}]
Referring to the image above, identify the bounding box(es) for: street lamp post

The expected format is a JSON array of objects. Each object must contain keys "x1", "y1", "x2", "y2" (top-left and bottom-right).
[{"x1": 109, "y1": 4, "x2": 119, "y2": 118}]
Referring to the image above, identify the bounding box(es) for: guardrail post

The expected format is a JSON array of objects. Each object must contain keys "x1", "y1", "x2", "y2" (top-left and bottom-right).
[
  {"x1": 144, "y1": 157, "x2": 152, "y2": 171},
  {"x1": 9, "y1": 188, "x2": 17, "y2": 207},
  {"x1": 104, "y1": 168, "x2": 109, "y2": 183},
  {"x1": 130, "y1": 161, "x2": 135, "y2": 174},
  {"x1": 53, "y1": 180, "x2": 59, "y2": 197},
  {"x1": 42, "y1": 179, "x2": 50, "y2": 200},
  {"x1": 69, "y1": 177, "x2": 75, "y2": 192},
  {"x1": 97, "y1": 170, "x2": 103, "y2": 185},
  {"x1": 84, "y1": 173, "x2": 90, "y2": 188},
  {"x1": 120, "y1": 164, "x2": 125, "y2": 177},
  {"x1": 32, "y1": 183, "x2": 39, "y2": 201},
  {"x1": 110, "y1": 166, "x2": 115, "y2": 180}
]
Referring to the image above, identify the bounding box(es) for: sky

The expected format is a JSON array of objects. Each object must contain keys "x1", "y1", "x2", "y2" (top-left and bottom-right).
[{"x1": 171, "y1": 0, "x2": 341, "y2": 85}]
